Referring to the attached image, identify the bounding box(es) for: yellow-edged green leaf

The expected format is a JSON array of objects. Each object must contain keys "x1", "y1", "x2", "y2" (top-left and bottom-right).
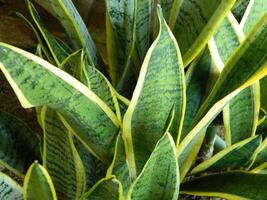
[
  {"x1": 0, "y1": 43, "x2": 120, "y2": 161},
  {"x1": 178, "y1": 15, "x2": 267, "y2": 180},
  {"x1": 46, "y1": 0, "x2": 103, "y2": 70},
  {"x1": 123, "y1": 6, "x2": 185, "y2": 177},
  {"x1": 181, "y1": 171, "x2": 267, "y2": 200},
  {"x1": 240, "y1": 0, "x2": 267, "y2": 35},
  {"x1": 127, "y1": 133, "x2": 179, "y2": 200},
  {"x1": 107, "y1": 134, "x2": 131, "y2": 197},
  {"x1": 212, "y1": 13, "x2": 260, "y2": 145},
  {"x1": 24, "y1": 162, "x2": 57, "y2": 200},
  {"x1": 105, "y1": 0, "x2": 135, "y2": 86},
  {"x1": 61, "y1": 50, "x2": 121, "y2": 119},
  {"x1": 27, "y1": 1, "x2": 71, "y2": 66},
  {"x1": 41, "y1": 107, "x2": 86, "y2": 200},
  {"x1": 0, "y1": 172, "x2": 22, "y2": 200},
  {"x1": 0, "y1": 111, "x2": 40, "y2": 176},
  {"x1": 80, "y1": 176, "x2": 123, "y2": 200},
  {"x1": 190, "y1": 135, "x2": 261, "y2": 175},
  {"x1": 168, "y1": 0, "x2": 236, "y2": 66},
  {"x1": 250, "y1": 137, "x2": 267, "y2": 169}
]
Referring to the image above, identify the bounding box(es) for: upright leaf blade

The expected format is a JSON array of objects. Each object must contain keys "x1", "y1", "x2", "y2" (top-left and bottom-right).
[
  {"x1": 0, "y1": 111, "x2": 40, "y2": 176},
  {"x1": 123, "y1": 6, "x2": 185, "y2": 177},
  {"x1": 41, "y1": 108, "x2": 86, "y2": 200},
  {"x1": 127, "y1": 133, "x2": 179, "y2": 200},
  {"x1": 46, "y1": 0, "x2": 103, "y2": 70},
  {"x1": 24, "y1": 162, "x2": 57, "y2": 200},
  {"x1": 169, "y1": 0, "x2": 236, "y2": 66},
  {"x1": 0, "y1": 43, "x2": 120, "y2": 161}
]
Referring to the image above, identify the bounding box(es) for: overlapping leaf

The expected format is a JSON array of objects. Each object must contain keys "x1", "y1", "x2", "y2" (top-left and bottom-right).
[
  {"x1": 0, "y1": 172, "x2": 22, "y2": 200},
  {"x1": 123, "y1": 6, "x2": 185, "y2": 177},
  {"x1": 0, "y1": 43, "x2": 120, "y2": 161}
]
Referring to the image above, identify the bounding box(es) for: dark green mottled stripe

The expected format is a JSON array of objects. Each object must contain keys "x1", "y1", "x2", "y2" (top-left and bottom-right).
[
  {"x1": 43, "y1": 108, "x2": 85, "y2": 200},
  {"x1": 231, "y1": 0, "x2": 250, "y2": 22},
  {"x1": 0, "y1": 173, "x2": 22, "y2": 200},
  {"x1": 0, "y1": 111, "x2": 40, "y2": 175}
]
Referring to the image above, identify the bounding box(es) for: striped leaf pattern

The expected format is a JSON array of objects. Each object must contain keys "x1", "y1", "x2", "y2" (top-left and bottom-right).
[
  {"x1": 0, "y1": 111, "x2": 40, "y2": 176},
  {"x1": 0, "y1": 43, "x2": 120, "y2": 161},
  {"x1": 46, "y1": 0, "x2": 103, "y2": 70},
  {"x1": 123, "y1": 6, "x2": 185, "y2": 177},
  {"x1": 0, "y1": 172, "x2": 22, "y2": 200},
  {"x1": 81, "y1": 177, "x2": 123, "y2": 200},
  {"x1": 181, "y1": 171, "x2": 267, "y2": 200},
  {"x1": 169, "y1": 0, "x2": 236, "y2": 66},
  {"x1": 41, "y1": 108, "x2": 86, "y2": 200},
  {"x1": 178, "y1": 15, "x2": 267, "y2": 180},
  {"x1": 24, "y1": 162, "x2": 57, "y2": 200},
  {"x1": 190, "y1": 135, "x2": 261, "y2": 175},
  {"x1": 127, "y1": 133, "x2": 179, "y2": 200}
]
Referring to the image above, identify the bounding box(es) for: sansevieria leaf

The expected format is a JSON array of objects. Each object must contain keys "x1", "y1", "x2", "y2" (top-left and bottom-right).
[
  {"x1": 123, "y1": 5, "x2": 185, "y2": 177},
  {"x1": 105, "y1": 0, "x2": 135, "y2": 86},
  {"x1": 41, "y1": 107, "x2": 86, "y2": 200},
  {"x1": 107, "y1": 134, "x2": 131, "y2": 197},
  {"x1": 81, "y1": 176, "x2": 123, "y2": 200},
  {"x1": 127, "y1": 133, "x2": 179, "y2": 200},
  {"x1": 168, "y1": 0, "x2": 236, "y2": 66},
  {"x1": 231, "y1": 0, "x2": 250, "y2": 22},
  {"x1": 0, "y1": 111, "x2": 40, "y2": 176},
  {"x1": 24, "y1": 162, "x2": 57, "y2": 200},
  {"x1": 0, "y1": 172, "x2": 22, "y2": 200},
  {"x1": 0, "y1": 43, "x2": 120, "y2": 161},
  {"x1": 46, "y1": 0, "x2": 103, "y2": 70},
  {"x1": 178, "y1": 15, "x2": 267, "y2": 180},
  {"x1": 211, "y1": 13, "x2": 260, "y2": 145},
  {"x1": 181, "y1": 171, "x2": 267, "y2": 200},
  {"x1": 190, "y1": 135, "x2": 261, "y2": 175}
]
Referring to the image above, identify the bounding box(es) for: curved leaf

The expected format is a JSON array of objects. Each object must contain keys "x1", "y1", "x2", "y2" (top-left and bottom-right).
[
  {"x1": 127, "y1": 133, "x2": 179, "y2": 200},
  {"x1": 123, "y1": 6, "x2": 185, "y2": 177},
  {"x1": 41, "y1": 108, "x2": 86, "y2": 200},
  {"x1": 0, "y1": 172, "x2": 22, "y2": 200},
  {"x1": 168, "y1": 0, "x2": 236, "y2": 66},
  {"x1": 24, "y1": 162, "x2": 57, "y2": 200},
  {"x1": 190, "y1": 135, "x2": 261, "y2": 175},
  {"x1": 0, "y1": 111, "x2": 40, "y2": 176},
  {"x1": 178, "y1": 15, "x2": 267, "y2": 180},
  {"x1": 0, "y1": 43, "x2": 120, "y2": 161},
  {"x1": 46, "y1": 0, "x2": 103, "y2": 70},
  {"x1": 181, "y1": 171, "x2": 267, "y2": 200},
  {"x1": 81, "y1": 176, "x2": 123, "y2": 200}
]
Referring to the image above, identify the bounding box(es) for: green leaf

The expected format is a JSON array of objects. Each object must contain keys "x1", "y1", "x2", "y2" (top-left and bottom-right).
[
  {"x1": 250, "y1": 137, "x2": 267, "y2": 169},
  {"x1": 26, "y1": 1, "x2": 71, "y2": 66},
  {"x1": 168, "y1": 0, "x2": 236, "y2": 66},
  {"x1": 240, "y1": 0, "x2": 267, "y2": 35},
  {"x1": 123, "y1": 6, "x2": 185, "y2": 177},
  {"x1": 107, "y1": 134, "x2": 132, "y2": 197},
  {"x1": 0, "y1": 172, "x2": 22, "y2": 200},
  {"x1": 0, "y1": 43, "x2": 120, "y2": 161},
  {"x1": 231, "y1": 0, "x2": 250, "y2": 22},
  {"x1": 181, "y1": 171, "x2": 267, "y2": 200},
  {"x1": 41, "y1": 107, "x2": 86, "y2": 200},
  {"x1": 46, "y1": 0, "x2": 103, "y2": 70},
  {"x1": 178, "y1": 15, "x2": 267, "y2": 180},
  {"x1": 24, "y1": 162, "x2": 57, "y2": 200},
  {"x1": 105, "y1": 0, "x2": 136, "y2": 85},
  {"x1": 0, "y1": 111, "x2": 40, "y2": 176},
  {"x1": 81, "y1": 176, "x2": 123, "y2": 200},
  {"x1": 211, "y1": 13, "x2": 260, "y2": 145},
  {"x1": 61, "y1": 50, "x2": 121, "y2": 119},
  {"x1": 190, "y1": 135, "x2": 261, "y2": 175},
  {"x1": 135, "y1": 0, "x2": 153, "y2": 65},
  {"x1": 127, "y1": 133, "x2": 179, "y2": 200}
]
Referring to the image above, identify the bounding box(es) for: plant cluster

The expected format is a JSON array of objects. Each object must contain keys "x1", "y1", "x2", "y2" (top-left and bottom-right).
[{"x1": 0, "y1": 0, "x2": 266, "y2": 199}]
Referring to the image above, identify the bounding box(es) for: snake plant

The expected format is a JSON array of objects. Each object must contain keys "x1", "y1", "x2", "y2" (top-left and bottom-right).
[{"x1": 0, "y1": 0, "x2": 266, "y2": 199}]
